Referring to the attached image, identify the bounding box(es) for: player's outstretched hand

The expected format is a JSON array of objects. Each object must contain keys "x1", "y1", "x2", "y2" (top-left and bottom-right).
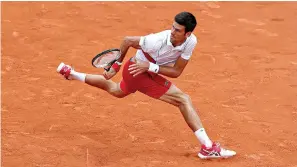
[{"x1": 103, "y1": 67, "x2": 117, "y2": 80}]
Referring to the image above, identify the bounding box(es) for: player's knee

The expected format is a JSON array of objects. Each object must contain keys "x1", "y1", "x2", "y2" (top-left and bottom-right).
[
  {"x1": 107, "y1": 86, "x2": 127, "y2": 98},
  {"x1": 178, "y1": 93, "x2": 192, "y2": 106},
  {"x1": 108, "y1": 88, "x2": 120, "y2": 98}
]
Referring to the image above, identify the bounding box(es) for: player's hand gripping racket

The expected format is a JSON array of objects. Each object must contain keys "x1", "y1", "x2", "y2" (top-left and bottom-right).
[{"x1": 91, "y1": 48, "x2": 121, "y2": 71}]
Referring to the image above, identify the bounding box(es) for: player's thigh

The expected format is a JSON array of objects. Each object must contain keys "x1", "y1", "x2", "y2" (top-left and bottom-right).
[{"x1": 137, "y1": 74, "x2": 171, "y2": 99}]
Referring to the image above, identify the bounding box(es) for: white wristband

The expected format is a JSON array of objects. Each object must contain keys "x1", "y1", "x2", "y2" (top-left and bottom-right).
[{"x1": 148, "y1": 62, "x2": 159, "y2": 73}]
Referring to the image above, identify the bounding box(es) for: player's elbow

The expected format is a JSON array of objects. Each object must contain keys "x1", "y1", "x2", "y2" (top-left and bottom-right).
[
  {"x1": 123, "y1": 36, "x2": 140, "y2": 49},
  {"x1": 171, "y1": 71, "x2": 182, "y2": 78},
  {"x1": 123, "y1": 36, "x2": 133, "y2": 46}
]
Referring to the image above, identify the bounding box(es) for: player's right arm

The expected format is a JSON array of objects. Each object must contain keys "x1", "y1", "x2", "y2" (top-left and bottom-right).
[
  {"x1": 118, "y1": 30, "x2": 167, "y2": 63},
  {"x1": 104, "y1": 31, "x2": 165, "y2": 79},
  {"x1": 103, "y1": 36, "x2": 141, "y2": 80},
  {"x1": 117, "y1": 36, "x2": 141, "y2": 63}
]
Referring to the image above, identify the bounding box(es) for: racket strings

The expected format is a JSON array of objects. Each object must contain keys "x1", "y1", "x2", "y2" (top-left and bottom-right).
[{"x1": 93, "y1": 51, "x2": 120, "y2": 68}]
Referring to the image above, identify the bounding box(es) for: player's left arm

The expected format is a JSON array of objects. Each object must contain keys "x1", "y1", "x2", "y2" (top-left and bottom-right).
[
  {"x1": 160, "y1": 37, "x2": 197, "y2": 78},
  {"x1": 158, "y1": 57, "x2": 188, "y2": 78},
  {"x1": 128, "y1": 55, "x2": 189, "y2": 78},
  {"x1": 129, "y1": 49, "x2": 194, "y2": 78}
]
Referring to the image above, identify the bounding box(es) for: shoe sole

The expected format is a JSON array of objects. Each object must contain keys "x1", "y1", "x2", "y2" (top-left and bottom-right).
[
  {"x1": 57, "y1": 62, "x2": 65, "y2": 73},
  {"x1": 198, "y1": 153, "x2": 236, "y2": 159}
]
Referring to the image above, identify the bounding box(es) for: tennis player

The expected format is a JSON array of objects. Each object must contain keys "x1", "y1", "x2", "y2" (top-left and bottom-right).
[{"x1": 57, "y1": 11, "x2": 236, "y2": 159}]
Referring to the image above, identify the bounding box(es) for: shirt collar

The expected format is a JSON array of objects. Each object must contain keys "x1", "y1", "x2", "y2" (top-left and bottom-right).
[{"x1": 167, "y1": 34, "x2": 172, "y2": 46}]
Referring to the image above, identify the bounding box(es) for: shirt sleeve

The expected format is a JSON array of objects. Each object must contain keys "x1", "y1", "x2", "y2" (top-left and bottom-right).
[
  {"x1": 139, "y1": 31, "x2": 167, "y2": 53},
  {"x1": 181, "y1": 36, "x2": 197, "y2": 60}
]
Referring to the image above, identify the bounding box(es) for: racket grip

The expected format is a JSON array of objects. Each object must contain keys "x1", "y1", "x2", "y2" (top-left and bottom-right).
[{"x1": 104, "y1": 59, "x2": 118, "y2": 72}]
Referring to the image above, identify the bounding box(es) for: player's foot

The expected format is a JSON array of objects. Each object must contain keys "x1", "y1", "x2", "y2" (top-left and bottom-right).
[
  {"x1": 57, "y1": 62, "x2": 72, "y2": 80},
  {"x1": 198, "y1": 142, "x2": 236, "y2": 159}
]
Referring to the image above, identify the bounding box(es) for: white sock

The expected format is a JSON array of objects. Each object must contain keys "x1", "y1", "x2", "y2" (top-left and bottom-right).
[
  {"x1": 194, "y1": 128, "x2": 213, "y2": 148},
  {"x1": 70, "y1": 70, "x2": 86, "y2": 82}
]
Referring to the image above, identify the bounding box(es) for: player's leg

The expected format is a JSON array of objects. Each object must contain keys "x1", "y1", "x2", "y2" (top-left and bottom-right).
[
  {"x1": 159, "y1": 84, "x2": 211, "y2": 144},
  {"x1": 159, "y1": 85, "x2": 203, "y2": 131},
  {"x1": 159, "y1": 84, "x2": 236, "y2": 159},
  {"x1": 57, "y1": 62, "x2": 128, "y2": 98}
]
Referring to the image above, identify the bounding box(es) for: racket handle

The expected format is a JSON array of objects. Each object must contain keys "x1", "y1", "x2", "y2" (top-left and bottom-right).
[
  {"x1": 104, "y1": 67, "x2": 111, "y2": 71},
  {"x1": 104, "y1": 59, "x2": 117, "y2": 71}
]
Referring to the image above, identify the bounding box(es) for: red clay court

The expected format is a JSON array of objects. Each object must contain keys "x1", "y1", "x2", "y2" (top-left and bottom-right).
[{"x1": 2, "y1": 2, "x2": 297, "y2": 167}]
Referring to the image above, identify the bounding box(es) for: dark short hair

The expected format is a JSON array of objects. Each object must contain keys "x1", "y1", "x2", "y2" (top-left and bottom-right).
[{"x1": 174, "y1": 12, "x2": 197, "y2": 33}]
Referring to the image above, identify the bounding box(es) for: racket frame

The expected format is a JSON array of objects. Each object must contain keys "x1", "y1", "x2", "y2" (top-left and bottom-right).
[{"x1": 91, "y1": 48, "x2": 121, "y2": 71}]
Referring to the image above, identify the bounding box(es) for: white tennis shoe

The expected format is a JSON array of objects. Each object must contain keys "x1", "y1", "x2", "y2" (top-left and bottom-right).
[{"x1": 198, "y1": 142, "x2": 236, "y2": 159}]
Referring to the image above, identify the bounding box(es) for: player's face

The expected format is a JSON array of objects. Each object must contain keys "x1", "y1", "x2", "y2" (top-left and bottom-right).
[{"x1": 170, "y1": 22, "x2": 191, "y2": 46}]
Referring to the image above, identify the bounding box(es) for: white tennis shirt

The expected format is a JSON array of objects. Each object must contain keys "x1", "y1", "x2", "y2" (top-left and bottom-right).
[{"x1": 136, "y1": 30, "x2": 197, "y2": 65}]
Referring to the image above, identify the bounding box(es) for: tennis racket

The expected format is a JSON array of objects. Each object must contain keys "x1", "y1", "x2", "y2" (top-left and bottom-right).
[{"x1": 91, "y1": 48, "x2": 121, "y2": 71}]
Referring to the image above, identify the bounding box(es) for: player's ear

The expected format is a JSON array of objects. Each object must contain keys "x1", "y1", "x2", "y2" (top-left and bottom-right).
[{"x1": 185, "y1": 32, "x2": 192, "y2": 38}]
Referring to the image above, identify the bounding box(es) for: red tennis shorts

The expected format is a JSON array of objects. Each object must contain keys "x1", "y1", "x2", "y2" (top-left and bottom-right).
[{"x1": 120, "y1": 58, "x2": 172, "y2": 99}]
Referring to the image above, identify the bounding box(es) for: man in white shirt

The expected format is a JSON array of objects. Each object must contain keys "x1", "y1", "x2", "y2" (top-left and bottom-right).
[{"x1": 57, "y1": 12, "x2": 236, "y2": 159}]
